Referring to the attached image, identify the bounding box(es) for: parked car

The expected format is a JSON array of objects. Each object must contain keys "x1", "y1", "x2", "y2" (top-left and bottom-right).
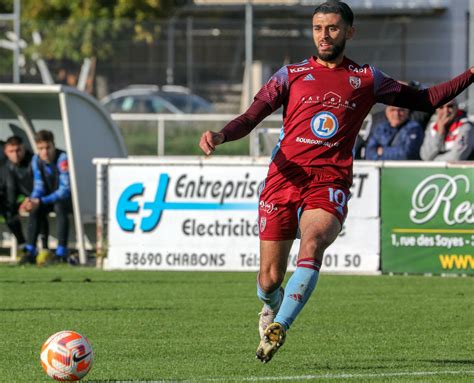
[{"x1": 101, "y1": 85, "x2": 214, "y2": 114}]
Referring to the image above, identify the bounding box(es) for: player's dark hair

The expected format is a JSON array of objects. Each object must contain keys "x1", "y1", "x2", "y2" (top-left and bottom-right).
[
  {"x1": 5, "y1": 135, "x2": 23, "y2": 146},
  {"x1": 35, "y1": 130, "x2": 55, "y2": 144},
  {"x1": 313, "y1": 1, "x2": 354, "y2": 26}
]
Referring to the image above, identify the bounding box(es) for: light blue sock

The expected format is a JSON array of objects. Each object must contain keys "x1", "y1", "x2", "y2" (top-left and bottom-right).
[
  {"x1": 274, "y1": 258, "x2": 321, "y2": 330},
  {"x1": 257, "y1": 276, "x2": 283, "y2": 310}
]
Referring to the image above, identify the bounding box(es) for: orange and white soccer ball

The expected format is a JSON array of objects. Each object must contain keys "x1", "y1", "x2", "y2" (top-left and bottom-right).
[{"x1": 40, "y1": 330, "x2": 94, "y2": 381}]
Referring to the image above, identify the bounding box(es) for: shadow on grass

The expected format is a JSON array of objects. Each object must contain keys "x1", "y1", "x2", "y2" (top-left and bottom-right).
[
  {"x1": 420, "y1": 359, "x2": 474, "y2": 365},
  {"x1": 0, "y1": 306, "x2": 172, "y2": 312},
  {"x1": 300, "y1": 357, "x2": 474, "y2": 371},
  {"x1": 301, "y1": 363, "x2": 413, "y2": 371},
  {"x1": 89, "y1": 380, "x2": 188, "y2": 382},
  {"x1": 0, "y1": 278, "x2": 247, "y2": 285}
]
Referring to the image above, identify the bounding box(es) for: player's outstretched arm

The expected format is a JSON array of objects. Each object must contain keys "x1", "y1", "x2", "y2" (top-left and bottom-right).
[
  {"x1": 199, "y1": 130, "x2": 225, "y2": 156},
  {"x1": 198, "y1": 99, "x2": 273, "y2": 156},
  {"x1": 376, "y1": 67, "x2": 473, "y2": 112}
]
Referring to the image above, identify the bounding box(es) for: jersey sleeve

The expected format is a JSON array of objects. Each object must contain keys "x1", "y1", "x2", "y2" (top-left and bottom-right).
[
  {"x1": 220, "y1": 66, "x2": 288, "y2": 142},
  {"x1": 254, "y1": 65, "x2": 290, "y2": 112},
  {"x1": 218, "y1": 66, "x2": 289, "y2": 143},
  {"x1": 40, "y1": 152, "x2": 71, "y2": 204},
  {"x1": 30, "y1": 155, "x2": 45, "y2": 199},
  {"x1": 371, "y1": 66, "x2": 474, "y2": 112},
  {"x1": 219, "y1": 99, "x2": 273, "y2": 142},
  {"x1": 370, "y1": 66, "x2": 404, "y2": 104}
]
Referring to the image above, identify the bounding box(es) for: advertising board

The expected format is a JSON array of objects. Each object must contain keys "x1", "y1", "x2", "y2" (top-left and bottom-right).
[
  {"x1": 381, "y1": 167, "x2": 473, "y2": 274},
  {"x1": 106, "y1": 163, "x2": 380, "y2": 272}
]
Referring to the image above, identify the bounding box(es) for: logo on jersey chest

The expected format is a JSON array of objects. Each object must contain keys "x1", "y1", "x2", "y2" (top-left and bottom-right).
[
  {"x1": 348, "y1": 64, "x2": 368, "y2": 74},
  {"x1": 301, "y1": 91, "x2": 357, "y2": 110},
  {"x1": 310, "y1": 111, "x2": 339, "y2": 139},
  {"x1": 349, "y1": 76, "x2": 361, "y2": 89},
  {"x1": 290, "y1": 66, "x2": 313, "y2": 73}
]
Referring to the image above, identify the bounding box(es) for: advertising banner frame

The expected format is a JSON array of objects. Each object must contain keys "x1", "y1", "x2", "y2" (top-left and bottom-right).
[
  {"x1": 381, "y1": 162, "x2": 474, "y2": 275},
  {"x1": 97, "y1": 157, "x2": 381, "y2": 273}
]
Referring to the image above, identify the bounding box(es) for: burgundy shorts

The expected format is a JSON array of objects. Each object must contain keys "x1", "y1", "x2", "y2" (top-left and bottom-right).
[{"x1": 258, "y1": 169, "x2": 350, "y2": 241}]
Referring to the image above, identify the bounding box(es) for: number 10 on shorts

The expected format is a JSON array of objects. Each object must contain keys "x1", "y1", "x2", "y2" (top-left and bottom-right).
[{"x1": 328, "y1": 187, "x2": 347, "y2": 216}]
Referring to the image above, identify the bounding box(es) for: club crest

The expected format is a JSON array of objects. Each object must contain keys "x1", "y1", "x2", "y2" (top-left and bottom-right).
[{"x1": 349, "y1": 76, "x2": 361, "y2": 89}]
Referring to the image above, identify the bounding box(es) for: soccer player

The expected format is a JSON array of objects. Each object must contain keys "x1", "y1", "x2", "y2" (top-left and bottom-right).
[
  {"x1": 19, "y1": 130, "x2": 73, "y2": 265},
  {"x1": 199, "y1": 1, "x2": 474, "y2": 363}
]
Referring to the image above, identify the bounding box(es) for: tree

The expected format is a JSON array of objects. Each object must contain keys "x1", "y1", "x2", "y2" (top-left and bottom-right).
[{"x1": 20, "y1": 0, "x2": 177, "y2": 63}]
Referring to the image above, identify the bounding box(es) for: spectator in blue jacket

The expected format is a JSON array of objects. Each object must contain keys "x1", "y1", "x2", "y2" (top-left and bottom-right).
[
  {"x1": 365, "y1": 105, "x2": 424, "y2": 160},
  {"x1": 18, "y1": 130, "x2": 73, "y2": 265}
]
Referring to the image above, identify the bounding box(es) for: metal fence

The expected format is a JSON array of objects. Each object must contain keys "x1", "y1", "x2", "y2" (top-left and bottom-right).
[
  {"x1": 111, "y1": 113, "x2": 283, "y2": 156},
  {"x1": 1, "y1": 3, "x2": 472, "y2": 114},
  {"x1": 110, "y1": 113, "x2": 373, "y2": 157}
]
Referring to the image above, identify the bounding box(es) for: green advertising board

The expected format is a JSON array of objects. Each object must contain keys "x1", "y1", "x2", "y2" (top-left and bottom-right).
[{"x1": 381, "y1": 166, "x2": 473, "y2": 274}]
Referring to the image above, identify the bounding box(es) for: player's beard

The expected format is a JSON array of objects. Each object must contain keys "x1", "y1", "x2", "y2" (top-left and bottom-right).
[{"x1": 316, "y1": 39, "x2": 346, "y2": 62}]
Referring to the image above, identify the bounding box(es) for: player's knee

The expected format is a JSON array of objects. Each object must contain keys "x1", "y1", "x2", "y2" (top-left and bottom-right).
[
  {"x1": 258, "y1": 270, "x2": 284, "y2": 292},
  {"x1": 300, "y1": 235, "x2": 333, "y2": 259}
]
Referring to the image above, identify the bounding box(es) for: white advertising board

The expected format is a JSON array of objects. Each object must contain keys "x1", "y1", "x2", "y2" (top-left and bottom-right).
[{"x1": 106, "y1": 162, "x2": 380, "y2": 272}]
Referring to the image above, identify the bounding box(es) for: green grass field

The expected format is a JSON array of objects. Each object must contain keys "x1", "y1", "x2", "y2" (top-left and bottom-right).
[{"x1": 0, "y1": 265, "x2": 473, "y2": 382}]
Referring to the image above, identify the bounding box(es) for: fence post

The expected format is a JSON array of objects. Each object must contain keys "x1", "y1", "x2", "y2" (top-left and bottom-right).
[
  {"x1": 95, "y1": 162, "x2": 107, "y2": 268},
  {"x1": 158, "y1": 118, "x2": 165, "y2": 156}
]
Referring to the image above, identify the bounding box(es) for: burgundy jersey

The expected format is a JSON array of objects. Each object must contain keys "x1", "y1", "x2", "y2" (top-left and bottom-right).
[{"x1": 255, "y1": 56, "x2": 402, "y2": 187}]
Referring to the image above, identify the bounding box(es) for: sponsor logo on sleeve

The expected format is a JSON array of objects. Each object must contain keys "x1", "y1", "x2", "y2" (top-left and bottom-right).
[{"x1": 59, "y1": 159, "x2": 68, "y2": 172}]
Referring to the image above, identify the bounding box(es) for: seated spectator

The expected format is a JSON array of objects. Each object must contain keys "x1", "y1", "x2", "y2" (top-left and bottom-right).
[
  {"x1": 0, "y1": 140, "x2": 6, "y2": 164},
  {"x1": 420, "y1": 100, "x2": 474, "y2": 161},
  {"x1": 365, "y1": 106, "x2": 424, "y2": 160},
  {"x1": 359, "y1": 82, "x2": 432, "y2": 160},
  {"x1": 0, "y1": 136, "x2": 39, "y2": 253},
  {"x1": 19, "y1": 130, "x2": 73, "y2": 265}
]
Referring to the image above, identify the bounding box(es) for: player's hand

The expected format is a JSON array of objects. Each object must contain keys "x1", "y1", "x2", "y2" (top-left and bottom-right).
[
  {"x1": 199, "y1": 130, "x2": 225, "y2": 156},
  {"x1": 20, "y1": 197, "x2": 40, "y2": 212},
  {"x1": 19, "y1": 197, "x2": 33, "y2": 212},
  {"x1": 470, "y1": 66, "x2": 474, "y2": 74},
  {"x1": 19, "y1": 199, "x2": 29, "y2": 213},
  {"x1": 29, "y1": 198, "x2": 40, "y2": 211}
]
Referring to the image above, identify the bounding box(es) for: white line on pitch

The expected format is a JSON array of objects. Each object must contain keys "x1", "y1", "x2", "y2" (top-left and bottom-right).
[{"x1": 196, "y1": 370, "x2": 474, "y2": 382}]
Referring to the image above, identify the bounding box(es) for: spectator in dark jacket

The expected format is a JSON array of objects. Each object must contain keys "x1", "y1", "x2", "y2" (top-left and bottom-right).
[
  {"x1": 0, "y1": 140, "x2": 5, "y2": 164},
  {"x1": 0, "y1": 136, "x2": 38, "y2": 250},
  {"x1": 365, "y1": 105, "x2": 424, "y2": 160}
]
